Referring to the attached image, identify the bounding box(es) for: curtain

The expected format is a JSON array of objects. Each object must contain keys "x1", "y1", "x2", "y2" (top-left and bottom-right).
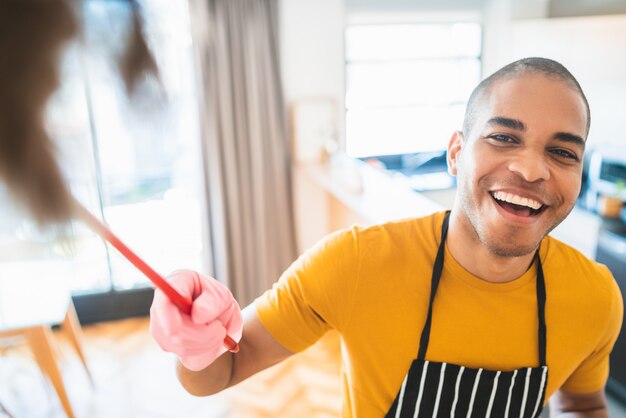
[{"x1": 190, "y1": 0, "x2": 297, "y2": 305}]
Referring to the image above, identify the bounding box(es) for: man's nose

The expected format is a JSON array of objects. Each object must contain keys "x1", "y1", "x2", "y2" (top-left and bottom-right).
[{"x1": 507, "y1": 150, "x2": 551, "y2": 183}]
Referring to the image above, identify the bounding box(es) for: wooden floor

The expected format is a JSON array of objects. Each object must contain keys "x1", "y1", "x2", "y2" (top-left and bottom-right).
[
  {"x1": 4, "y1": 318, "x2": 626, "y2": 418},
  {"x1": 0, "y1": 317, "x2": 342, "y2": 418}
]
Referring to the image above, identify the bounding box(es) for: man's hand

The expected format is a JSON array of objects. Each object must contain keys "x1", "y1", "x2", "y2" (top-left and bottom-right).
[
  {"x1": 549, "y1": 388, "x2": 609, "y2": 417},
  {"x1": 149, "y1": 269, "x2": 243, "y2": 371}
]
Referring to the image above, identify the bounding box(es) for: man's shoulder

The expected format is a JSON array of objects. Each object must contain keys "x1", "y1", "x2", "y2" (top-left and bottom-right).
[
  {"x1": 544, "y1": 235, "x2": 611, "y2": 276},
  {"x1": 544, "y1": 235, "x2": 619, "y2": 298},
  {"x1": 354, "y1": 211, "x2": 446, "y2": 240},
  {"x1": 301, "y1": 212, "x2": 438, "y2": 259},
  {"x1": 339, "y1": 211, "x2": 445, "y2": 259}
]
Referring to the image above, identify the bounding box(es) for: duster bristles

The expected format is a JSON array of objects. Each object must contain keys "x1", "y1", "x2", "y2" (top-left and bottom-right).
[
  {"x1": 0, "y1": 0, "x2": 159, "y2": 226},
  {"x1": 119, "y1": 5, "x2": 160, "y2": 95},
  {"x1": 0, "y1": 0, "x2": 78, "y2": 225}
]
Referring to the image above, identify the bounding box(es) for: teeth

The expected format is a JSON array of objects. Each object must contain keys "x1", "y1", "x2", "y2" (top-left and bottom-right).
[{"x1": 492, "y1": 191, "x2": 543, "y2": 210}]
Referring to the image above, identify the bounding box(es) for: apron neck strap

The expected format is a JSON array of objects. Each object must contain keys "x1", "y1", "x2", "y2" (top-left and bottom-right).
[
  {"x1": 417, "y1": 211, "x2": 548, "y2": 368},
  {"x1": 535, "y1": 251, "x2": 547, "y2": 367},
  {"x1": 417, "y1": 211, "x2": 450, "y2": 361}
]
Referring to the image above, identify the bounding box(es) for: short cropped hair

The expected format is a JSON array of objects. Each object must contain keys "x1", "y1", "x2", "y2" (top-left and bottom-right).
[{"x1": 462, "y1": 57, "x2": 591, "y2": 139}]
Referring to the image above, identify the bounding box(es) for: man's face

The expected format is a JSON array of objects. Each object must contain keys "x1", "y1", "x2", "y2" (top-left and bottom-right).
[{"x1": 448, "y1": 73, "x2": 588, "y2": 257}]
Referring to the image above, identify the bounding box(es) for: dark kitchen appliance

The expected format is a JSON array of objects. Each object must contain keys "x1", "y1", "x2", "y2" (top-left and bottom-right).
[
  {"x1": 584, "y1": 147, "x2": 626, "y2": 213},
  {"x1": 596, "y1": 219, "x2": 626, "y2": 404},
  {"x1": 361, "y1": 151, "x2": 456, "y2": 191}
]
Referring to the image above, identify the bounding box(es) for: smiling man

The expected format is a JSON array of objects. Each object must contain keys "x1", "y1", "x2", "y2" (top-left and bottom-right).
[
  {"x1": 449, "y1": 61, "x2": 590, "y2": 266},
  {"x1": 150, "y1": 58, "x2": 623, "y2": 418}
]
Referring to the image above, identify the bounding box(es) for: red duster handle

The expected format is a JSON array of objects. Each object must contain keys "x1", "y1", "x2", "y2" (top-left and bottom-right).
[{"x1": 73, "y1": 200, "x2": 239, "y2": 353}]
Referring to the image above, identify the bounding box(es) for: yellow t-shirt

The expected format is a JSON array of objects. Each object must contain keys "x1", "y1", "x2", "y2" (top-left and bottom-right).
[{"x1": 255, "y1": 211, "x2": 623, "y2": 417}]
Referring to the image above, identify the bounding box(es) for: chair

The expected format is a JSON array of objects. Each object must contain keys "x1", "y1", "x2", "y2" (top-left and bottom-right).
[{"x1": 0, "y1": 399, "x2": 14, "y2": 418}]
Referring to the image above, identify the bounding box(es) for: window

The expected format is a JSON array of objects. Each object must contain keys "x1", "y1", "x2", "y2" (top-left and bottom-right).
[
  {"x1": 345, "y1": 22, "x2": 482, "y2": 158},
  {"x1": 0, "y1": 1, "x2": 206, "y2": 321}
]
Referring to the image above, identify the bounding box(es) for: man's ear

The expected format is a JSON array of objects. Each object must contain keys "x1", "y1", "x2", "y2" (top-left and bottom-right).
[{"x1": 447, "y1": 130, "x2": 464, "y2": 176}]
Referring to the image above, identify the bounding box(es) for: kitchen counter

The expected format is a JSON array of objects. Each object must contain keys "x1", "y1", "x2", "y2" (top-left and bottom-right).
[
  {"x1": 297, "y1": 158, "x2": 602, "y2": 259},
  {"x1": 300, "y1": 159, "x2": 443, "y2": 225}
]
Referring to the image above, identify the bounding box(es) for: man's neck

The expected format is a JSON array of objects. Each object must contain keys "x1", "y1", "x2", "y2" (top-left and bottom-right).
[{"x1": 446, "y1": 211, "x2": 537, "y2": 283}]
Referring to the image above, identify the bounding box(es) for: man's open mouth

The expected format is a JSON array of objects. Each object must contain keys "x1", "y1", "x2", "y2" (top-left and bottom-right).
[{"x1": 490, "y1": 191, "x2": 547, "y2": 217}]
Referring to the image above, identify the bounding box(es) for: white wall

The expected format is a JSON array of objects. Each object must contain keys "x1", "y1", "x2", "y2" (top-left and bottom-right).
[
  {"x1": 279, "y1": 0, "x2": 346, "y2": 147},
  {"x1": 279, "y1": 0, "x2": 347, "y2": 251},
  {"x1": 482, "y1": 0, "x2": 550, "y2": 75},
  {"x1": 481, "y1": 0, "x2": 626, "y2": 150},
  {"x1": 508, "y1": 15, "x2": 626, "y2": 150},
  {"x1": 482, "y1": 0, "x2": 513, "y2": 76},
  {"x1": 494, "y1": 14, "x2": 626, "y2": 150}
]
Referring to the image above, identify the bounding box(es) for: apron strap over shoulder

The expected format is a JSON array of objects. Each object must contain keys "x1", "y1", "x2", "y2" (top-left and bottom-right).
[
  {"x1": 536, "y1": 251, "x2": 547, "y2": 367},
  {"x1": 417, "y1": 211, "x2": 450, "y2": 361},
  {"x1": 416, "y1": 211, "x2": 548, "y2": 368}
]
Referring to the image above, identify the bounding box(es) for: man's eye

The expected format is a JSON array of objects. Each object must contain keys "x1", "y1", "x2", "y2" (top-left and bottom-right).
[
  {"x1": 490, "y1": 134, "x2": 515, "y2": 143},
  {"x1": 550, "y1": 149, "x2": 579, "y2": 161}
]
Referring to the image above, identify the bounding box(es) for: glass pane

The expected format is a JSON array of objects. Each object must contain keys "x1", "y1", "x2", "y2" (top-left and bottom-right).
[
  {"x1": 0, "y1": 184, "x2": 107, "y2": 299},
  {"x1": 346, "y1": 58, "x2": 480, "y2": 108},
  {"x1": 83, "y1": 1, "x2": 205, "y2": 290},
  {"x1": 346, "y1": 104, "x2": 466, "y2": 157},
  {"x1": 346, "y1": 23, "x2": 481, "y2": 61},
  {"x1": 0, "y1": 41, "x2": 111, "y2": 296},
  {"x1": 47, "y1": 44, "x2": 113, "y2": 294}
]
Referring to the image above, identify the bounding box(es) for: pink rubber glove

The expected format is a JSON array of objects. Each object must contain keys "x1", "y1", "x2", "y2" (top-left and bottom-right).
[{"x1": 149, "y1": 269, "x2": 243, "y2": 371}]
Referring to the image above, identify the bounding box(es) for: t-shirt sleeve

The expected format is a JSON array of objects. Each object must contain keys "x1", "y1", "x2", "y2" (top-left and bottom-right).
[
  {"x1": 561, "y1": 270, "x2": 624, "y2": 393},
  {"x1": 254, "y1": 227, "x2": 361, "y2": 353}
]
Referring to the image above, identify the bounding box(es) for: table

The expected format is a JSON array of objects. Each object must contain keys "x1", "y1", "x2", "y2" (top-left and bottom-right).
[{"x1": 0, "y1": 273, "x2": 91, "y2": 418}]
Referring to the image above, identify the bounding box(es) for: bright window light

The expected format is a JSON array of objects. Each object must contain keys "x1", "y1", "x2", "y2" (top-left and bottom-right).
[{"x1": 345, "y1": 22, "x2": 482, "y2": 158}]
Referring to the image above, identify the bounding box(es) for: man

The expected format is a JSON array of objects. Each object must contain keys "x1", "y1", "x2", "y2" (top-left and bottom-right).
[{"x1": 150, "y1": 58, "x2": 623, "y2": 417}]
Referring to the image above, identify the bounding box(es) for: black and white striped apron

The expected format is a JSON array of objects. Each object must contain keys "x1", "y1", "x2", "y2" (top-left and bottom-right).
[{"x1": 385, "y1": 212, "x2": 548, "y2": 418}]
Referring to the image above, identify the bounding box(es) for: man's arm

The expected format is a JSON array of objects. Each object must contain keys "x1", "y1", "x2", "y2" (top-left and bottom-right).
[
  {"x1": 176, "y1": 304, "x2": 294, "y2": 396},
  {"x1": 549, "y1": 388, "x2": 609, "y2": 418}
]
